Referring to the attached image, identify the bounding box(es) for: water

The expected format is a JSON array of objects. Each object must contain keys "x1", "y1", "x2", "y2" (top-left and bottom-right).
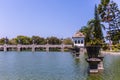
[{"x1": 0, "y1": 52, "x2": 120, "y2": 80}]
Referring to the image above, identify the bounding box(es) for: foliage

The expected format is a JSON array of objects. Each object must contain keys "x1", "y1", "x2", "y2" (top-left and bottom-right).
[
  {"x1": 80, "y1": 5, "x2": 105, "y2": 46},
  {"x1": 102, "y1": 43, "x2": 109, "y2": 51},
  {"x1": 32, "y1": 36, "x2": 46, "y2": 45},
  {"x1": 117, "y1": 44, "x2": 120, "y2": 50},
  {"x1": 110, "y1": 31, "x2": 120, "y2": 44},
  {"x1": 98, "y1": 0, "x2": 120, "y2": 44},
  {"x1": 47, "y1": 36, "x2": 62, "y2": 45},
  {"x1": 15, "y1": 35, "x2": 32, "y2": 45},
  {"x1": 0, "y1": 38, "x2": 5, "y2": 45},
  {"x1": 63, "y1": 38, "x2": 73, "y2": 45},
  {"x1": 0, "y1": 36, "x2": 72, "y2": 45},
  {"x1": 8, "y1": 38, "x2": 17, "y2": 45}
]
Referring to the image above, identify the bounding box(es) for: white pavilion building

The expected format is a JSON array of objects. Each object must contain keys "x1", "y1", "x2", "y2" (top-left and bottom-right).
[{"x1": 72, "y1": 32, "x2": 85, "y2": 47}]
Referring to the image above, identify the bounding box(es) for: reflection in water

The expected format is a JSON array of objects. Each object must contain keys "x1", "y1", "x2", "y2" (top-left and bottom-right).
[{"x1": 0, "y1": 52, "x2": 120, "y2": 80}]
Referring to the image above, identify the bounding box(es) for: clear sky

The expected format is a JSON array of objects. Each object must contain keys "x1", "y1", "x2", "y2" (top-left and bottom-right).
[{"x1": 0, "y1": 0, "x2": 119, "y2": 39}]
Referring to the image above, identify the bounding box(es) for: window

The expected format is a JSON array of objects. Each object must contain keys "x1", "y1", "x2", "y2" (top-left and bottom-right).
[
  {"x1": 78, "y1": 40, "x2": 80, "y2": 44},
  {"x1": 75, "y1": 40, "x2": 77, "y2": 44},
  {"x1": 81, "y1": 40, "x2": 83, "y2": 44}
]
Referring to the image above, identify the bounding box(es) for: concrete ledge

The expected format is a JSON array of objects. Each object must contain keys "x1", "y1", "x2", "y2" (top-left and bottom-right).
[{"x1": 89, "y1": 69, "x2": 98, "y2": 73}]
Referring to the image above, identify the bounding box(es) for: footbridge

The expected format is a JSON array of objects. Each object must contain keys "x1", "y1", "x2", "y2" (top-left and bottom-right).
[{"x1": 0, "y1": 44, "x2": 72, "y2": 52}]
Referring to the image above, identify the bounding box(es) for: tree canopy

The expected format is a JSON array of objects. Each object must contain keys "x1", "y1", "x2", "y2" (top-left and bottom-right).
[{"x1": 0, "y1": 36, "x2": 73, "y2": 45}]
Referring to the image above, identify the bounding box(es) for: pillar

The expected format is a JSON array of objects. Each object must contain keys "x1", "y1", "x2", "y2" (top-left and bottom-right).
[
  {"x1": 17, "y1": 44, "x2": 21, "y2": 52},
  {"x1": 4, "y1": 44, "x2": 7, "y2": 52},
  {"x1": 61, "y1": 44, "x2": 64, "y2": 52},
  {"x1": 46, "y1": 47, "x2": 49, "y2": 52},
  {"x1": 32, "y1": 44, "x2": 35, "y2": 52},
  {"x1": 61, "y1": 48, "x2": 64, "y2": 52}
]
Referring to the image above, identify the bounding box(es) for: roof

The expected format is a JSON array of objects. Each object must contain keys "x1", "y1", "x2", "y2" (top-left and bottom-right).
[{"x1": 72, "y1": 32, "x2": 85, "y2": 38}]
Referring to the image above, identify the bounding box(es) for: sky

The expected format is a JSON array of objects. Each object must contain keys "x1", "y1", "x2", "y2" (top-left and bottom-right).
[{"x1": 0, "y1": 0, "x2": 120, "y2": 39}]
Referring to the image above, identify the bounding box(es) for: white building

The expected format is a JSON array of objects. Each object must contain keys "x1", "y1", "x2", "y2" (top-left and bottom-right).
[{"x1": 72, "y1": 32, "x2": 85, "y2": 47}]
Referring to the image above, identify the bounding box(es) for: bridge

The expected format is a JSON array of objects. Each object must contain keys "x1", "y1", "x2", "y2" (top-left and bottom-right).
[{"x1": 0, "y1": 44, "x2": 72, "y2": 52}]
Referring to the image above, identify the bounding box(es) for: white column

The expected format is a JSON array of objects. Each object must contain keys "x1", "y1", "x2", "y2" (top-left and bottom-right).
[
  {"x1": 4, "y1": 44, "x2": 7, "y2": 52},
  {"x1": 17, "y1": 44, "x2": 21, "y2": 52},
  {"x1": 32, "y1": 44, "x2": 35, "y2": 52}
]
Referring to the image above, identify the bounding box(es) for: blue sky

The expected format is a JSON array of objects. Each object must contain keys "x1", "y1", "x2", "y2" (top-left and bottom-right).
[{"x1": 0, "y1": 0, "x2": 119, "y2": 39}]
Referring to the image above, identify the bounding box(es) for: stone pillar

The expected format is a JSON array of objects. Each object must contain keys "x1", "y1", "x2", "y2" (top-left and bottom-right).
[
  {"x1": 4, "y1": 44, "x2": 7, "y2": 52},
  {"x1": 17, "y1": 44, "x2": 21, "y2": 52},
  {"x1": 61, "y1": 48, "x2": 64, "y2": 52},
  {"x1": 61, "y1": 44, "x2": 64, "y2": 52},
  {"x1": 32, "y1": 44, "x2": 35, "y2": 52},
  {"x1": 46, "y1": 46, "x2": 49, "y2": 52}
]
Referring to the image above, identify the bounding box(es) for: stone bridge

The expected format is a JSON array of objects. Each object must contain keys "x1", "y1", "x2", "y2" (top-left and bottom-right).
[{"x1": 0, "y1": 44, "x2": 73, "y2": 52}]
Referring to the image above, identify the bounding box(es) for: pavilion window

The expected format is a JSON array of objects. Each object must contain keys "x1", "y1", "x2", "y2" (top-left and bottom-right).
[
  {"x1": 75, "y1": 40, "x2": 77, "y2": 44},
  {"x1": 81, "y1": 40, "x2": 83, "y2": 44},
  {"x1": 78, "y1": 40, "x2": 80, "y2": 44}
]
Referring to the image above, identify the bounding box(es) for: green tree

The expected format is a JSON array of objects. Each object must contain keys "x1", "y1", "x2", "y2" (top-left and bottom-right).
[
  {"x1": 79, "y1": 26, "x2": 91, "y2": 45},
  {"x1": 63, "y1": 38, "x2": 73, "y2": 45},
  {"x1": 80, "y1": 5, "x2": 105, "y2": 45},
  {"x1": 98, "y1": 1, "x2": 120, "y2": 44},
  {"x1": 15, "y1": 35, "x2": 31, "y2": 45},
  {"x1": 47, "y1": 36, "x2": 62, "y2": 45},
  {"x1": 31, "y1": 36, "x2": 46, "y2": 45},
  {"x1": 9, "y1": 38, "x2": 17, "y2": 45},
  {"x1": 0, "y1": 38, "x2": 5, "y2": 45},
  {"x1": 98, "y1": 0, "x2": 110, "y2": 20},
  {"x1": 88, "y1": 5, "x2": 105, "y2": 40}
]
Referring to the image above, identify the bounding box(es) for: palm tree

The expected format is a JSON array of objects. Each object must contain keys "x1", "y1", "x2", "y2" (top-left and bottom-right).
[
  {"x1": 88, "y1": 5, "x2": 105, "y2": 41},
  {"x1": 79, "y1": 5, "x2": 105, "y2": 46}
]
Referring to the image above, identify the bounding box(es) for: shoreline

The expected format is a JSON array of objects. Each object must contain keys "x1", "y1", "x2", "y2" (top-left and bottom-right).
[{"x1": 101, "y1": 51, "x2": 120, "y2": 55}]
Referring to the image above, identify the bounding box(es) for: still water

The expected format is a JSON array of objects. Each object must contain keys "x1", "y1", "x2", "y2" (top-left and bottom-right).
[{"x1": 0, "y1": 52, "x2": 120, "y2": 80}]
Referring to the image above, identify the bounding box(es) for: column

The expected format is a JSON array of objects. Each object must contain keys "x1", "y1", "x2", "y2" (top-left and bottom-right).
[
  {"x1": 17, "y1": 44, "x2": 21, "y2": 52},
  {"x1": 46, "y1": 39, "x2": 49, "y2": 52},
  {"x1": 61, "y1": 44, "x2": 64, "y2": 52},
  {"x1": 32, "y1": 44, "x2": 35, "y2": 52},
  {"x1": 46, "y1": 46, "x2": 49, "y2": 52},
  {"x1": 4, "y1": 44, "x2": 7, "y2": 52}
]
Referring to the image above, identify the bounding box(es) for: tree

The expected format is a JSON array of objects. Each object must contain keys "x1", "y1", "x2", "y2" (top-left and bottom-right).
[
  {"x1": 0, "y1": 38, "x2": 5, "y2": 45},
  {"x1": 9, "y1": 38, "x2": 17, "y2": 45},
  {"x1": 82, "y1": 5, "x2": 105, "y2": 46},
  {"x1": 31, "y1": 36, "x2": 46, "y2": 45},
  {"x1": 98, "y1": 1, "x2": 120, "y2": 44},
  {"x1": 88, "y1": 5, "x2": 105, "y2": 40},
  {"x1": 15, "y1": 35, "x2": 31, "y2": 45},
  {"x1": 79, "y1": 26, "x2": 91, "y2": 45},
  {"x1": 47, "y1": 36, "x2": 62, "y2": 45},
  {"x1": 63, "y1": 38, "x2": 73, "y2": 45}
]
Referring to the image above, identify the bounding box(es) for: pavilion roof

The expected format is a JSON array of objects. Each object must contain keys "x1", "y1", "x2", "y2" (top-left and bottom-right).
[{"x1": 72, "y1": 32, "x2": 85, "y2": 38}]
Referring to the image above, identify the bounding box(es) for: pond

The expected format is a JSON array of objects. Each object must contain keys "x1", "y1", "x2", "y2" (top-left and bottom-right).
[{"x1": 0, "y1": 52, "x2": 120, "y2": 80}]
